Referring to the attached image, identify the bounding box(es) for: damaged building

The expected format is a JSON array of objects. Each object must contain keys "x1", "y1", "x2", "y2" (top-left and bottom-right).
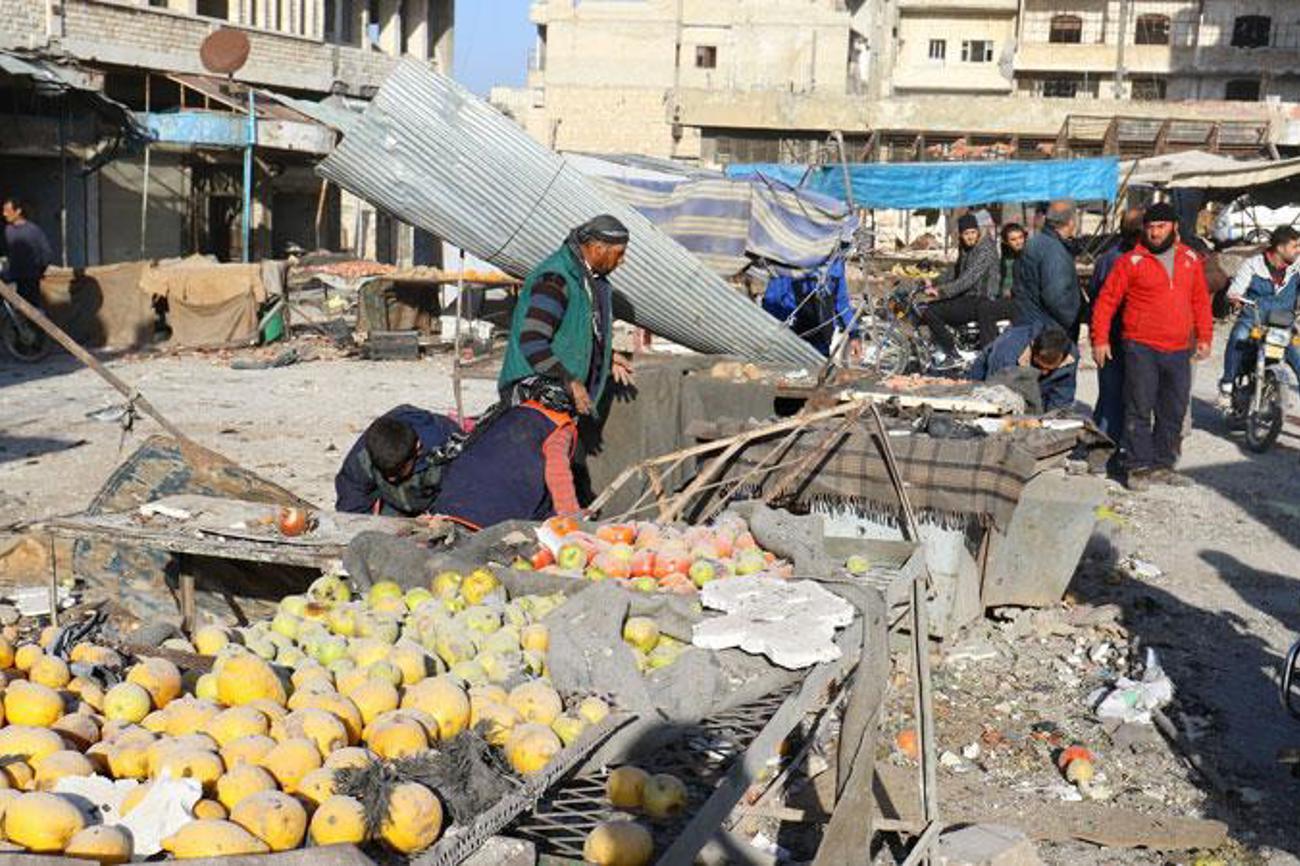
[{"x1": 0, "y1": 0, "x2": 453, "y2": 267}]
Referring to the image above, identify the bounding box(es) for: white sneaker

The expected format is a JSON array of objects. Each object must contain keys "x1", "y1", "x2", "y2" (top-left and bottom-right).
[{"x1": 957, "y1": 349, "x2": 979, "y2": 363}]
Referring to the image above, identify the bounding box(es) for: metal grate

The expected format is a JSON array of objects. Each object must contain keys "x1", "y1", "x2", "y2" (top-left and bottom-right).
[{"x1": 510, "y1": 685, "x2": 798, "y2": 861}]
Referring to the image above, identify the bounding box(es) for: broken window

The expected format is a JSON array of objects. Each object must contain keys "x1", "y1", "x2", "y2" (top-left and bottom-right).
[
  {"x1": 928, "y1": 39, "x2": 946, "y2": 61},
  {"x1": 1043, "y1": 77, "x2": 1080, "y2": 98},
  {"x1": 961, "y1": 40, "x2": 993, "y2": 62},
  {"x1": 1224, "y1": 78, "x2": 1261, "y2": 101},
  {"x1": 695, "y1": 45, "x2": 717, "y2": 69},
  {"x1": 1130, "y1": 77, "x2": 1167, "y2": 101},
  {"x1": 1049, "y1": 15, "x2": 1083, "y2": 44},
  {"x1": 1134, "y1": 14, "x2": 1170, "y2": 45},
  {"x1": 1231, "y1": 15, "x2": 1271, "y2": 48}
]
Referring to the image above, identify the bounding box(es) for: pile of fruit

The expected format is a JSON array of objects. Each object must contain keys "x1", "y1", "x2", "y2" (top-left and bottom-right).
[
  {"x1": 0, "y1": 569, "x2": 615, "y2": 861},
  {"x1": 581, "y1": 765, "x2": 690, "y2": 866},
  {"x1": 516, "y1": 515, "x2": 792, "y2": 594}
]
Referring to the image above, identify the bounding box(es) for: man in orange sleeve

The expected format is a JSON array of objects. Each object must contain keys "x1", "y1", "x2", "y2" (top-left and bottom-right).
[{"x1": 1091, "y1": 202, "x2": 1212, "y2": 491}]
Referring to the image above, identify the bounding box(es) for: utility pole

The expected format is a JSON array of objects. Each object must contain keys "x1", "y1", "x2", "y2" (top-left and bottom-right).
[{"x1": 1114, "y1": 0, "x2": 1131, "y2": 98}]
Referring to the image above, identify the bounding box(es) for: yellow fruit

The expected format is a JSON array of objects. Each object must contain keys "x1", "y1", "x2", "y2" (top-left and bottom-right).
[
  {"x1": 508, "y1": 681, "x2": 563, "y2": 726},
  {"x1": 257, "y1": 738, "x2": 321, "y2": 793},
  {"x1": 4, "y1": 792, "x2": 86, "y2": 852},
  {"x1": 469, "y1": 684, "x2": 509, "y2": 707},
  {"x1": 193, "y1": 626, "x2": 231, "y2": 656},
  {"x1": 216, "y1": 654, "x2": 287, "y2": 707},
  {"x1": 64, "y1": 823, "x2": 133, "y2": 865},
  {"x1": 402, "y1": 677, "x2": 471, "y2": 740},
  {"x1": 13, "y1": 644, "x2": 42, "y2": 672},
  {"x1": 578, "y1": 696, "x2": 611, "y2": 725},
  {"x1": 471, "y1": 702, "x2": 520, "y2": 747},
  {"x1": 520, "y1": 623, "x2": 550, "y2": 653},
  {"x1": 155, "y1": 749, "x2": 224, "y2": 795},
  {"x1": 126, "y1": 658, "x2": 182, "y2": 709},
  {"x1": 349, "y1": 639, "x2": 390, "y2": 670},
  {"x1": 310, "y1": 794, "x2": 367, "y2": 845},
  {"x1": 52, "y1": 713, "x2": 100, "y2": 750},
  {"x1": 230, "y1": 790, "x2": 308, "y2": 852},
  {"x1": 120, "y1": 782, "x2": 152, "y2": 815},
  {"x1": 290, "y1": 664, "x2": 332, "y2": 690},
  {"x1": 104, "y1": 740, "x2": 151, "y2": 781},
  {"x1": 294, "y1": 767, "x2": 335, "y2": 809},
  {"x1": 334, "y1": 668, "x2": 371, "y2": 699},
  {"x1": 583, "y1": 820, "x2": 654, "y2": 866},
  {"x1": 220, "y1": 734, "x2": 278, "y2": 769},
  {"x1": 379, "y1": 783, "x2": 442, "y2": 853},
  {"x1": 350, "y1": 680, "x2": 400, "y2": 727},
  {"x1": 2, "y1": 761, "x2": 33, "y2": 790},
  {"x1": 161, "y1": 819, "x2": 270, "y2": 858},
  {"x1": 0, "y1": 636, "x2": 14, "y2": 669},
  {"x1": 606, "y1": 766, "x2": 649, "y2": 809},
  {"x1": 365, "y1": 718, "x2": 427, "y2": 759},
  {"x1": 194, "y1": 799, "x2": 228, "y2": 820},
  {"x1": 246, "y1": 698, "x2": 287, "y2": 722},
  {"x1": 551, "y1": 714, "x2": 586, "y2": 747},
  {"x1": 67, "y1": 678, "x2": 105, "y2": 712},
  {"x1": 0, "y1": 725, "x2": 65, "y2": 765},
  {"x1": 165, "y1": 698, "x2": 222, "y2": 737},
  {"x1": 141, "y1": 710, "x2": 170, "y2": 734},
  {"x1": 4, "y1": 681, "x2": 64, "y2": 727},
  {"x1": 145, "y1": 734, "x2": 218, "y2": 777},
  {"x1": 641, "y1": 773, "x2": 688, "y2": 820},
  {"x1": 272, "y1": 709, "x2": 348, "y2": 760},
  {"x1": 461, "y1": 569, "x2": 500, "y2": 606},
  {"x1": 323, "y1": 747, "x2": 374, "y2": 770},
  {"x1": 209, "y1": 706, "x2": 270, "y2": 747},
  {"x1": 69, "y1": 643, "x2": 121, "y2": 668},
  {"x1": 34, "y1": 750, "x2": 95, "y2": 790},
  {"x1": 194, "y1": 674, "x2": 219, "y2": 702},
  {"x1": 505, "y1": 723, "x2": 562, "y2": 775},
  {"x1": 622, "y1": 618, "x2": 660, "y2": 653},
  {"x1": 103, "y1": 683, "x2": 152, "y2": 724},
  {"x1": 216, "y1": 764, "x2": 279, "y2": 811},
  {"x1": 38, "y1": 626, "x2": 58, "y2": 649},
  {"x1": 29, "y1": 655, "x2": 71, "y2": 690},
  {"x1": 387, "y1": 645, "x2": 429, "y2": 686},
  {"x1": 287, "y1": 692, "x2": 363, "y2": 745}
]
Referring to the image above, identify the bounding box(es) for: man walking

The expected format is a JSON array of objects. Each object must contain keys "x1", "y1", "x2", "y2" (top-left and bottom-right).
[
  {"x1": 499, "y1": 214, "x2": 634, "y2": 417},
  {"x1": 1015, "y1": 201, "x2": 1081, "y2": 338},
  {"x1": 1091, "y1": 203, "x2": 1212, "y2": 491},
  {"x1": 1, "y1": 197, "x2": 53, "y2": 347}
]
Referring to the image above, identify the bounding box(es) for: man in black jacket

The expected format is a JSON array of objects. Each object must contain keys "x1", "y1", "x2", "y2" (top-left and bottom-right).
[
  {"x1": 334, "y1": 406, "x2": 462, "y2": 516},
  {"x1": 921, "y1": 213, "x2": 1002, "y2": 365},
  {"x1": 1014, "y1": 201, "x2": 1081, "y2": 339}
]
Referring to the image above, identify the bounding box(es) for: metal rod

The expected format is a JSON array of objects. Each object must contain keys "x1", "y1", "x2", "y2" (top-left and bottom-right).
[
  {"x1": 139, "y1": 72, "x2": 151, "y2": 261},
  {"x1": 242, "y1": 88, "x2": 256, "y2": 263},
  {"x1": 452, "y1": 247, "x2": 465, "y2": 422},
  {"x1": 58, "y1": 97, "x2": 68, "y2": 267}
]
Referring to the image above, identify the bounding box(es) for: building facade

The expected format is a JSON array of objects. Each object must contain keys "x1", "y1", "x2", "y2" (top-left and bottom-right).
[
  {"x1": 0, "y1": 0, "x2": 452, "y2": 267},
  {"x1": 498, "y1": 0, "x2": 1299, "y2": 165}
]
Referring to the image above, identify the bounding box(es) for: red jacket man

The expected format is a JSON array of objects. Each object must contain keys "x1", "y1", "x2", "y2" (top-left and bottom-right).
[{"x1": 1090, "y1": 203, "x2": 1211, "y2": 490}]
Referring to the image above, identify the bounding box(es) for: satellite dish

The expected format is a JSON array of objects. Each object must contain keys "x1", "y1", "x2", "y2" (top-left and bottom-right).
[{"x1": 200, "y1": 28, "x2": 251, "y2": 77}]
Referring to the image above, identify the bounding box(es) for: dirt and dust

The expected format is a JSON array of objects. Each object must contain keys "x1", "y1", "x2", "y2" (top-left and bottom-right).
[{"x1": 2, "y1": 330, "x2": 1300, "y2": 864}]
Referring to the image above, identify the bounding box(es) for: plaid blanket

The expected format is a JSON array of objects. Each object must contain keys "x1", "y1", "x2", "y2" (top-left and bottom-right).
[{"x1": 699, "y1": 420, "x2": 1063, "y2": 528}]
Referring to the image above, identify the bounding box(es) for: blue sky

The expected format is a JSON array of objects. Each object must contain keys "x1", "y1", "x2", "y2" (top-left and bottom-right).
[{"x1": 453, "y1": 0, "x2": 534, "y2": 95}]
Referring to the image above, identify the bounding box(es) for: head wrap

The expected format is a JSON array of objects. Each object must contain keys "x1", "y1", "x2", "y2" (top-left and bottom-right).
[
  {"x1": 957, "y1": 213, "x2": 980, "y2": 234},
  {"x1": 1143, "y1": 202, "x2": 1177, "y2": 225},
  {"x1": 573, "y1": 214, "x2": 630, "y2": 245}
]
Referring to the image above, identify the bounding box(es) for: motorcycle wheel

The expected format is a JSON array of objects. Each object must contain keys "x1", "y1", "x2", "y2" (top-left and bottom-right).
[
  {"x1": 870, "y1": 330, "x2": 916, "y2": 377},
  {"x1": 0, "y1": 317, "x2": 49, "y2": 363},
  {"x1": 1244, "y1": 371, "x2": 1284, "y2": 453}
]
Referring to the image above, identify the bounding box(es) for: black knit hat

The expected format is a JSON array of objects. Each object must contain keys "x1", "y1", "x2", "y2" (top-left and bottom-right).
[
  {"x1": 1143, "y1": 202, "x2": 1177, "y2": 224},
  {"x1": 957, "y1": 213, "x2": 980, "y2": 233}
]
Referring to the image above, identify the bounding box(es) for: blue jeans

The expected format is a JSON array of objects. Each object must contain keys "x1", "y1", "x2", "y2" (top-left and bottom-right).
[
  {"x1": 1222, "y1": 317, "x2": 1300, "y2": 394},
  {"x1": 1092, "y1": 338, "x2": 1126, "y2": 441}
]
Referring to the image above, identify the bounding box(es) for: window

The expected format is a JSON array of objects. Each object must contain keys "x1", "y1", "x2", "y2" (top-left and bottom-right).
[
  {"x1": 1043, "y1": 77, "x2": 1079, "y2": 98},
  {"x1": 961, "y1": 40, "x2": 993, "y2": 62},
  {"x1": 1224, "y1": 78, "x2": 1261, "y2": 101},
  {"x1": 928, "y1": 39, "x2": 946, "y2": 62},
  {"x1": 1130, "y1": 78, "x2": 1167, "y2": 101},
  {"x1": 1231, "y1": 15, "x2": 1271, "y2": 48},
  {"x1": 196, "y1": 0, "x2": 228, "y2": 19},
  {"x1": 1049, "y1": 15, "x2": 1083, "y2": 44},
  {"x1": 1134, "y1": 14, "x2": 1170, "y2": 45},
  {"x1": 695, "y1": 45, "x2": 717, "y2": 69}
]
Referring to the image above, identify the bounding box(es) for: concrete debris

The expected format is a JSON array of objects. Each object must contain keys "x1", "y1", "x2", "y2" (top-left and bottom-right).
[
  {"x1": 1121, "y1": 556, "x2": 1164, "y2": 580},
  {"x1": 693, "y1": 576, "x2": 854, "y2": 669},
  {"x1": 935, "y1": 823, "x2": 1045, "y2": 866},
  {"x1": 1091, "y1": 649, "x2": 1174, "y2": 725}
]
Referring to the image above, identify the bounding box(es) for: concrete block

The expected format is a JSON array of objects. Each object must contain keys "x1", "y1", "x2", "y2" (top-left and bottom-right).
[
  {"x1": 935, "y1": 824, "x2": 1044, "y2": 866},
  {"x1": 459, "y1": 836, "x2": 534, "y2": 866}
]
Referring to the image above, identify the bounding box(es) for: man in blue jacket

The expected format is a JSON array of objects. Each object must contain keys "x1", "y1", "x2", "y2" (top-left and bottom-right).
[
  {"x1": 762, "y1": 258, "x2": 861, "y2": 358},
  {"x1": 335, "y1": 406, "x2": 462, "y2": 516},
  {"x1": 1015, "y1": 201, "x2": 1081, "y2": 339},
  {"x1": 1220, "y1": 225, "x2": 1300, "y2": 398},
  {"x1": 970, "y1": 323, "x2": 1078, "y2": 413}
]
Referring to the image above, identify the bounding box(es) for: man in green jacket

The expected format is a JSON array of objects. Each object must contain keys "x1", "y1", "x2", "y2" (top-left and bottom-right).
[{"x1": 499, "y1": 215, "x2": 635, "y2": 415}]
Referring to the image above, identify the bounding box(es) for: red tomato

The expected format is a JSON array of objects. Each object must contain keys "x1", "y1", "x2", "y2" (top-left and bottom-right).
[
  {"x1": 530, "y1": 547, "x2": 555, "y2": 570},
  {"x1": 278, "y1": 507, "x2": 307, "y2": 537}
]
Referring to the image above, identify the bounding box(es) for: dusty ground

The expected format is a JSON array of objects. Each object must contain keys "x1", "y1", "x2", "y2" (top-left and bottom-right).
[{"x1": 2, "y1": 330, "x2": 1300, "y2": 864}]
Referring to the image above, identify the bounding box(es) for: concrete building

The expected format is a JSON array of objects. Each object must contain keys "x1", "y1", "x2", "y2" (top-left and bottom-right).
[
  {"x1": 0, "y1": 0, "x2": 452, "y2": 267},
  {"x1": 502, "y1": 0, "x2": 1298, "y2": 166}
]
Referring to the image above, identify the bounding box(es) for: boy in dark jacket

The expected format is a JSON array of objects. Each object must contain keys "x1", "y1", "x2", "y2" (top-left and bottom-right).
[
  {"x1": 971, "y1": 323, "x2": 1078, "y2": 413},
  {"x1": 335, "y1": 406, "x2": 463, "y2": 516}
]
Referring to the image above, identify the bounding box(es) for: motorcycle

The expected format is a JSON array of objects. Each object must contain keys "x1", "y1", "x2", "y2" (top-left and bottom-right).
[
  {"x1": 1224, "y1": 299, "x2": 1298, "y2": 453},
  {"x1": 0, "y1": 289, "x2": 48, "y2": 362},
  {"x1": 859, "y1": 284, "x2": 986, "y2": 377}
]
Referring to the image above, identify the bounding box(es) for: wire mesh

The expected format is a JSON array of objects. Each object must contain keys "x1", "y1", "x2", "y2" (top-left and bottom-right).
[{"x1": 509, "y1": 684, "x2": 799, "y2": 860}]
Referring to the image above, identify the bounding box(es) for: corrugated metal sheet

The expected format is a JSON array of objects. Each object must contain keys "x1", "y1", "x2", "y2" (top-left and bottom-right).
[{"x1": 316, "y1": 59, "x2": 822, "y2": 366}]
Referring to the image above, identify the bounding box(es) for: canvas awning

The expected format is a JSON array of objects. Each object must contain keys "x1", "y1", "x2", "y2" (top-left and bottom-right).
[
  {"x1": 0, "y1": 51, "x2": 148, "y2": 140},
  {"x1": 1121, "y1": 150, "x2": 1300, "y2": 189}
]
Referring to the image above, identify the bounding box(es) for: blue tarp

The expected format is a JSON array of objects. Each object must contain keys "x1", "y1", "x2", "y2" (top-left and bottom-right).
[
  {"x1": 595, "y1": 172, "x2": 856, "y2": 277},
  {"x1": 724, "y1": 158, "x2": 1119, "y2": 210}
]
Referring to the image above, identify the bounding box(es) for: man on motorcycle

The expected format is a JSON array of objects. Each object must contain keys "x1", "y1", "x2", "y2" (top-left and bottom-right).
[
  {"x1": 920, "y1": 213, "x2": 1002, "y2": 366},
  {"x1": 1219, "y1": 226, "x2": 1300, "y2": 401},
  {"x1": 1091, "y1": 202, "x2": 1213, "y2": 491}
]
